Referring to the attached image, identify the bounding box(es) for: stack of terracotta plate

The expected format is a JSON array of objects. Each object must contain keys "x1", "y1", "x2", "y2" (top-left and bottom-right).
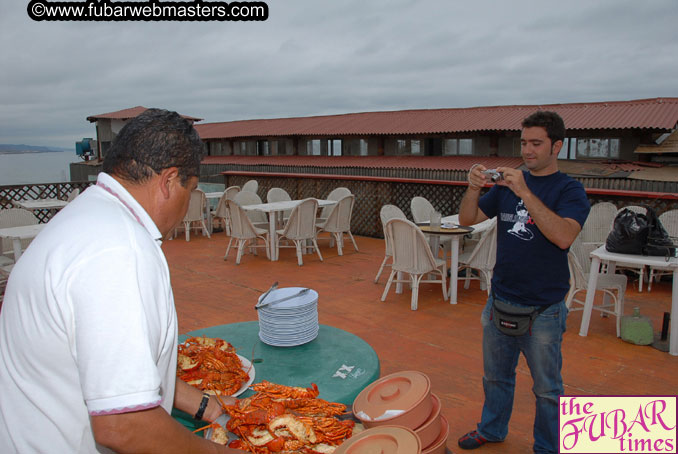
[{"x1": 351, "y1": 370, "x2": 449, "y2": 454}]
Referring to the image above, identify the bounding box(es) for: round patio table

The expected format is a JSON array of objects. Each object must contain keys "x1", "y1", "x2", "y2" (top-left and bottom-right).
[{"x1": 172, "y1": 321, "x2": 380, "y2": 430}]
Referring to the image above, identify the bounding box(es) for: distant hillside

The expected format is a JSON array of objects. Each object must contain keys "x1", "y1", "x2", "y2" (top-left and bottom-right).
[{"x1": 0, "y1": 144, "x2": 71, "y2": 154}]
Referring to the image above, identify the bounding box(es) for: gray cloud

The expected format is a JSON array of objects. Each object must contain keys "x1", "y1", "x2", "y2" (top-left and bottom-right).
[{"x1": 1, "y1": 0, "x2": 676, "y2": 148}]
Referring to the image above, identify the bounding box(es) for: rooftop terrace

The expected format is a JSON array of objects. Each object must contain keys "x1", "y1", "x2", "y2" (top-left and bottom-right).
[{"x1": 164, "y1": 231, "x2": 678, "y2": 453}]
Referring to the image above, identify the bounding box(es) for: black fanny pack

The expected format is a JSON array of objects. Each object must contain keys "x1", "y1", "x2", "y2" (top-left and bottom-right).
[{"x1": 490, "y1": 298, "x2": 550, "y2": 337}]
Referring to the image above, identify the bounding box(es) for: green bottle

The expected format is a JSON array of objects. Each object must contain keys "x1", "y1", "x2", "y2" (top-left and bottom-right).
[{"x1": 620, "y1": 307, "x2": 654, "y2": 345}]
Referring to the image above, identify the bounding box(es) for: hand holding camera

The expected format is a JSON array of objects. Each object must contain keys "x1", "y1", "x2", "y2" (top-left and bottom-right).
[{"x1": 482, "y1": 169, "x2": 504, "y2": 182}]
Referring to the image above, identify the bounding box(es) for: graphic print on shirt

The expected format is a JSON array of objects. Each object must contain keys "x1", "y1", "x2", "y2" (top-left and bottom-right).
[{"x1": 505, "y1": 200, "x2": 534, "y2": 241}]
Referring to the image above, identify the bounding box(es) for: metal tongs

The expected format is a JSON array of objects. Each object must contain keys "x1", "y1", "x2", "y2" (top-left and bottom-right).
[
  {"x1": 254, "y1": 281, "x2": 278, "y2": 309},
  {"x1": 255, "y1": 288, "x2": 310, "y2": 310}
]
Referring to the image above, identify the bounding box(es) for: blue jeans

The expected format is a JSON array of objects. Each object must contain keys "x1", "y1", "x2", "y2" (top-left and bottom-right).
[{"x1": 477, "y1": 294, "x2": 567, "y2": 454}]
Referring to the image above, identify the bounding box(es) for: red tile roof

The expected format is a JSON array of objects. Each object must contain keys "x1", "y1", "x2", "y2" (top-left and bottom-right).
[
  {"x1": 86, "y1": 106, "x2": 202, "y2": 122},
  {"x1": 202, "y1": 155, "x2": 524, "y2": 171},
  {"x1": 195, "y1": 98, "x2": 678, "y2": 139}
]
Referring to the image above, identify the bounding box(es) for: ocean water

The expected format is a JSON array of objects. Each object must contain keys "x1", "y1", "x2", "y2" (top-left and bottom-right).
[{"x1": 0, "y1": 152, "x2": 78, "y2": 185}]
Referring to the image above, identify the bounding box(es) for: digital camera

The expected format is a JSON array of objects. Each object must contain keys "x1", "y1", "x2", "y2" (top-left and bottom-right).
[{"x1": 482, "y1": 169, "x2": 504, "y2": 182}]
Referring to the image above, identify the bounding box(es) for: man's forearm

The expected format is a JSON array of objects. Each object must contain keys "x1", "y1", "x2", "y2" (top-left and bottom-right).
[
  {"x1": 91, "y1": 406, "x2": 242, "y2": 454},
  {"x1": 520, "y1": 191, "x2": 580, "y2": 249},
  {"x1": 174, "y1": 379, "x2": 234, "y2": 423},
  {"x1": 458, "y1": 187, "x2": 486, "y2": 226}
]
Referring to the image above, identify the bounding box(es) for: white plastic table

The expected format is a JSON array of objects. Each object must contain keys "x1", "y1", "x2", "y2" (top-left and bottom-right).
[
  {"x1": 442, "y1": 215, "x2": 495, "y2": 304},
  {"x1": 241, "y1": 199, "x2": 336, "y2": 261},
  {"x1": 0, "y1": 224, "x2": 46, "y2": 260},
  {"x1": 580, "y1": 245, "x2": 678, "y2": 356},
  {"x1": 12, "y1": 199, "x2": 68, "y2": 211},
  {"x1": 397, "y1": 215, "x2": 494, "y2": 304},
  {"x1": 204, "y1": 191, "x2": 224, "y2": 234}
]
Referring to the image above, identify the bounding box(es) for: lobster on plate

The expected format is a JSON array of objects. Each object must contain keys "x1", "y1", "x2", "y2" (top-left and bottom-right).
[
  {"x1": 217, "y1": 381, "x2": 355, "y2": 453},
  {"x1": 176, "y1": 336, "x2": 250, "y2": 396}
]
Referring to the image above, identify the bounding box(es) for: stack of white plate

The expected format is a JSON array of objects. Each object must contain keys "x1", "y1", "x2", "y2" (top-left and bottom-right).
[{"x1": 257, "y1": 287, "x2": 319, "y2": 347}]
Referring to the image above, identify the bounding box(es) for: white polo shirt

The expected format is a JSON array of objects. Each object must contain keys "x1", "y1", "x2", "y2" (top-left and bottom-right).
[{"x1": 0, "y1": 173, "x2": 178, "y2": 453}]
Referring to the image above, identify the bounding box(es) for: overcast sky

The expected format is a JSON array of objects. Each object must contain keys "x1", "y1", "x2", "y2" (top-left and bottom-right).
[{"x1": 1, "y1": 0, "x2": 677, "y2": 149}]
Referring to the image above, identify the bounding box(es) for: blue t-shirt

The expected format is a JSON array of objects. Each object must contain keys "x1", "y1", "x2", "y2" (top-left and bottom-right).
[{"x1": 478, "y1": 171, "x2": 590, "y2": 306}]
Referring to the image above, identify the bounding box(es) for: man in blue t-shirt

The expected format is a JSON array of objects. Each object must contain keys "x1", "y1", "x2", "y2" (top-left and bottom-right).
[{"x1": 457, "y1": 111, "x2": 590, "y2": 454}]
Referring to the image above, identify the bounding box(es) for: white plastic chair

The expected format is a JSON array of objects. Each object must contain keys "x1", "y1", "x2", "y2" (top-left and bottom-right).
[
  {"x1": 275, "y1": 198, "x2": 323, "y2": 266},
  {"x1": 613, "y1": 205, "x2": 649, "y2": 291},
  {"x1": 318, "y1": 187, "x2": 351, "y2": 223},
  {"x1": 241, "y1": 179, "x2": 259, "y2": 194},
  {"x1": 457, "y1": 218, "x2": 497, "y2": 294},
  {"x1": 233, "y1": 190, "x2": 268, "y2": 228},
  {"x1": 224, "y1": 200, "x2": 270, "y2": 264},
  {"x1": 567, "y1": 235, "x2": 628, "y2": 337},
  {"x1": 381, "y1": 218, "x2": 448, "y2": 310},
  {"x1": 212, "y1": 186, "x2": 240, "y2": 235},
  {"x1": 580, "y1": 202, "x2": 617, "y2": 245},
  {"x1": 66, "y1": 188, "x2": 80, "y2": 202},
  {"x1": 648, "y1": 209, "x2": 678, "y2": 290},
  {"x1": 267, "y1": 187, "x2": 293, "y2": 221},
  {"x1": 410, "y1": 196, "x2": 452, "y2": 263},
  {"x1": 0, "y1": 208, "x2": 40, "y2": 265},
  {"x1": 374, "y1": 205, "x2": 407, "y2": 283},
  {"x1": 174, "y1": 189, "x2": 210, "y2": 241},
  {"x1": 316, "y1": 194, "x2": 359, "y2": 256}
]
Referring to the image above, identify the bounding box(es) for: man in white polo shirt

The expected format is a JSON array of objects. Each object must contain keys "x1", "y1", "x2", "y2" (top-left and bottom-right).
[{"x1": 0, "y1": 109, "x2": 241, "y2": 453}]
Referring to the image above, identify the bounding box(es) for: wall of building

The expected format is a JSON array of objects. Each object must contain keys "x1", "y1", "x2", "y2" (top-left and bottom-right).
[{"x1": 201, "y1": 129, "x2": 664, "y2": 163}]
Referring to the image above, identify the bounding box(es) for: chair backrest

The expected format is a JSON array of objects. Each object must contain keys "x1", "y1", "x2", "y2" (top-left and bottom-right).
[
  {"x1": 241, "y1": 180, "x2": 259, "y2": 194},
  {"x1": 385, "y1": 218, "x2": 439, "y2": 275},
  {"x1": 233, "y1": 190, "x2": 267, "y2": 223},
  {"x1": 659, "y1": 209, "x2": 678, "y2": 238},
  {"x1": 580, "y1": 202, "x2": 617, "y2": 244},
  {"x1": 380, "y1": 205, "x2": 407, "y2": 255},
  {"x1": 463, "y1": 218, "x2": 498, "y2": 270},
  {"x1": 281, "y1": 198, "x2": 318, "y2": 240},
  {"x1": 267, "y1": 188, "x2": 292, "y2": 204},
  {"x1": 322, "y1": 195, "x2": 354, "y2": 232},
  {"x1": 66, "y1": 188, "x2": 80, "y2": 202},
  {"x1": 569, "y1": 234, "x2": 600, "y2": 278},
  {"x1": 214, "y1": 186, "x2": 241, "y2": 218},
  {"x1": 225, "y1": 186, "x2": 241, "y2": 199},
  {"x1": 227, "y1": 200, "x2": 261, "y2": 240},
  {"x1": 183, "y1": 189, "x2": 206, "y2": 223},
  {"x1": 0, "y1": 208, "x2": 39, "y2": 255},
  {"x1": 410, "y1": 196, "x2": 435, "y2": 223},
  {"x1": 380, "y1": 205, "x2": 406, "y2": 226},
  {"x1": 0, "y1": 208, "x2": 39, "y2": 229},
  {"x1": 320, "y1": 187, "x2": 351, "y2": 219}
]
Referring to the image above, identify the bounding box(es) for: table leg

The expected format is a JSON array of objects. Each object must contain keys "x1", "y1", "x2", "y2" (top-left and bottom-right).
[
  {"x1": 670, "y1": 268, "x2": 678, "y2": 356},
  {"x1": 269, "y1": 214, "x2": 278, "y2": 261},
  {"x1": 12, "y1": 238, "x2": 23, "y2": 261},
  {"x1": 448, "y1": 236, "x2": 460, "y2": 304},
  {"x1": 206, "y1": 205, "x2": 213, "y2": 235},
  {"x1": 396, "y1": 272, "x2": 403, "y2": 294},
  {"x1": 579, "y1": 256, "x2": 602, "y2": 336}
]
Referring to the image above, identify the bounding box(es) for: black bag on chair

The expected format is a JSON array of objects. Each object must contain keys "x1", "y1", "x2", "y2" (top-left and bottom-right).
[
  {"x1": 606, "y1": 206, "x2": 676, "y2": 257},
  {"x1": 643, "y1": 207, "x2": 676, "y2": 258},
  {"x1": 605, "y1": 208, "x2": 648, "y2": 255}
]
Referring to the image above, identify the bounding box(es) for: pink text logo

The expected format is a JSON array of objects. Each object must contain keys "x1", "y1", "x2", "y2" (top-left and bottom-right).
[{"x1": 559, "y1": 396, "x2": 676, "y2": 453}]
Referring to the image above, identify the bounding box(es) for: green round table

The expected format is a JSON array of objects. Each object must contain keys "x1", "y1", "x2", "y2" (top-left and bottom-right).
[{"x1": 172, "y1": 321, "x2": 380, "y2": 430}]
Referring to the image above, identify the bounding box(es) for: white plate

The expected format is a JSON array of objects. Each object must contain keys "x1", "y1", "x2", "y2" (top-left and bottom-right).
[
  {"x1": 204, "y1": 414, "x2": 236, "y2": 443},
  {"x1": 232, "y1": 355, "x2": 255, "y2": 397}
]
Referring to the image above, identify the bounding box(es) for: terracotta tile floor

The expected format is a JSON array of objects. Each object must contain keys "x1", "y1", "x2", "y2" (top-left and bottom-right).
[{"x1": 164, "y1": 232, "x2": 678, "y2": 453}]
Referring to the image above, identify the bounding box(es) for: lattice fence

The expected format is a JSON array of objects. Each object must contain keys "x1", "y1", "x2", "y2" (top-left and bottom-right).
[
  {"x1": 227, "y1": 175, "x2": 475, "y2": 238},
  {"x1": 226, "y1": 175, "x2": 678, "y2": 239},
  {"x1": 0, "y1": 182, "x2": 93, "y2": 223}
]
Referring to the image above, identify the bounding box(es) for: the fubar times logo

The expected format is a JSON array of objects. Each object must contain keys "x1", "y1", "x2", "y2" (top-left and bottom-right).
[{"x1": 560, "y1": 396, "x2": 677, "y2": 453}]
